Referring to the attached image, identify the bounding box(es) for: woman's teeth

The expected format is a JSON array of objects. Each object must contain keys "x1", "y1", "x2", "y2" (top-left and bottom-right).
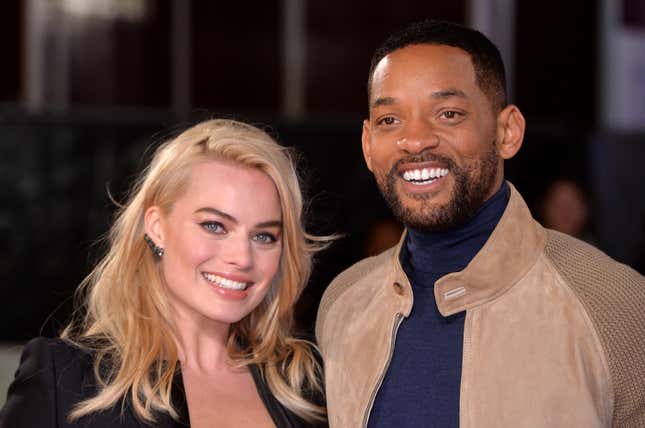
[
  {"x1": 203, "y1": 273, "x2": 248, "y2": 290},
  {"x1": 402, "y1": 167, "x2": 449, "y2": 184}
]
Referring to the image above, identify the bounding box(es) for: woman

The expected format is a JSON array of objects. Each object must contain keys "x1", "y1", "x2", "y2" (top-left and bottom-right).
[{"x1": 1, "y1": 119, "x2": 328, "y2": 427}]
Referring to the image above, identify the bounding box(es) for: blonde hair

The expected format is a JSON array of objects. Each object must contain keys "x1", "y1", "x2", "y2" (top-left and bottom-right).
[{"x1": 62, "y1": 119, "x2": 328, "y2": 423}]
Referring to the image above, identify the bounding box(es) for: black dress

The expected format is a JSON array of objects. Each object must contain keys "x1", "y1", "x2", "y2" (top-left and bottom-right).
[{"x1": 0, "y1": 337, "x2": 326, "y2": 427}]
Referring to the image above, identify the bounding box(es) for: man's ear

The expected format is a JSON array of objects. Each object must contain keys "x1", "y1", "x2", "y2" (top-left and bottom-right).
[
  {"x1": 361, "y1": 119, "x2": 374, "y2": 172},
  {"x1": 495, "y1": 104, "x2": 525, "y2": 160},
  {"x1": 144, "y1": 206, "x2": 165, "y2": 247}
]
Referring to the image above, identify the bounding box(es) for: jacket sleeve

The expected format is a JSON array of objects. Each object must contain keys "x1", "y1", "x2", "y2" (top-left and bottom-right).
[{"x1": 0, "y1": 337, "x2": 58, "y2": 427}]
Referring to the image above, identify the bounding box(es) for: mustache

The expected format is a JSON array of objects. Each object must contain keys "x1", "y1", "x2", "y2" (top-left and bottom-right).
[{"x1": 391, "y1": 150, "x2": 457, "y2": 172}]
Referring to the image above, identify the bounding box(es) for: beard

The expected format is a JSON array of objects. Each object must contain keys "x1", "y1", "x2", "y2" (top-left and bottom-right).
[{"x1": 374, "y1": 143, "x2": 500, "y2": 233}]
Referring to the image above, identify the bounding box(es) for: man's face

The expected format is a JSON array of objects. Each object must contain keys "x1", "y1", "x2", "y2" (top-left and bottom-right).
[{"x1": 363, "y1": 44, "x2": 504, "y2": 232}]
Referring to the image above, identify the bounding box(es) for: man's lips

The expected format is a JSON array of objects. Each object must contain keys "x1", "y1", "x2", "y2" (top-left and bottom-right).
[
  {"x1": 398, "y1": 162, "x2": 450, "y2": 184},
  {"x1": 402, "y1": 167, "x2": 449, "y2": 182}
]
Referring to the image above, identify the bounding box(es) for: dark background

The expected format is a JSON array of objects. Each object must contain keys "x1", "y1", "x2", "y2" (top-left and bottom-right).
[{"x1": 0, "y1": 0, "x2": 643, "y2": 341}]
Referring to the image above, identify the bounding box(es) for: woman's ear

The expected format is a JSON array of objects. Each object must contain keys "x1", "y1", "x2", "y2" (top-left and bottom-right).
[
  {"x1": 495, "y1": 104, "x2": 526, "y2": 160},
  {"x1": 144, "y1": 206, "x2": 165, "y2": 247}
]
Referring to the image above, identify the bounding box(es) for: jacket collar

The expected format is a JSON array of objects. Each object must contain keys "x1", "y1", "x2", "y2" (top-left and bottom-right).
[{"x1": 392, "y1": 182, "x2": 546, "y2": 317}]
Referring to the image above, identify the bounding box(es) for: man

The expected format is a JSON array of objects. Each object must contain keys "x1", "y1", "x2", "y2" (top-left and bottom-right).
[{"x1": 316, "y1": 20, "x2": 645, "y2": 428}]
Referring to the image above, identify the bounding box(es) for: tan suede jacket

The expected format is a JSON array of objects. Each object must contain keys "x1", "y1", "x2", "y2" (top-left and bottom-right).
[{"x1": 316, "y1": 183, "x2": 645, "y2": 428}]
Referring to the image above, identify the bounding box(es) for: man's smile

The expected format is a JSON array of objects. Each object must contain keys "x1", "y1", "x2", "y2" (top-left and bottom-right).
[{"x1": 401, "y1": 167, "x2": 449, "y2": 185}]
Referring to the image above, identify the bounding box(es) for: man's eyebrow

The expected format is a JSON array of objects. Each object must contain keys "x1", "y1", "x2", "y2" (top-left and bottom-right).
[
  {"x1": 195, "y1": 207, "x2": 282, "y2": 229},
  {"x1": 371, "y1": 96, "x2": 397, "y2": 108},
  {"x1": 371, "y1": 90, "x2": 467, "y2": 108},
  {"x1": 431, "y1": 89, "x2": 467, "y2": 99}
]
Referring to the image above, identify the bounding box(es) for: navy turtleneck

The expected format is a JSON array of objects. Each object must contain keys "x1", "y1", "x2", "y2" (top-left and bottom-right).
[{"x1": 368, "y1": 181, "x2": 510, "y2": 428}]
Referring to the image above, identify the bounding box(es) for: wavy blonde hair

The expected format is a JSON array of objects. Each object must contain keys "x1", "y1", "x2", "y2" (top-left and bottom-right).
[{"x1": 62, "y1": 119, "x2": 328, "y2": 423}]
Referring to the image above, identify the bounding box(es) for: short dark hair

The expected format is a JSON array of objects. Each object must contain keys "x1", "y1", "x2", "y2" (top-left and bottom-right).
[{"x1": 367, "y1": 20, "x2": 507, "y2": 111}]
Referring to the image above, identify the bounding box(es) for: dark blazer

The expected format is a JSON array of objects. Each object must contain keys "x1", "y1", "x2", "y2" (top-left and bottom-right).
[{"x1": 1, "y1": 338, "x2": 326, "y2": 427}]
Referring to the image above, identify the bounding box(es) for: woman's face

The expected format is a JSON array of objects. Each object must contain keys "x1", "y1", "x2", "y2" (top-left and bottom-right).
[{"x1": 148, "y1": 160, "x2": 283, "y2": 330}]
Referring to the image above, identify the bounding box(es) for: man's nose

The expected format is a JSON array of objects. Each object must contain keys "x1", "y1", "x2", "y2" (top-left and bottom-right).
[{"x1": 396, "y1": 122, "x2": 440, "y2": 154}]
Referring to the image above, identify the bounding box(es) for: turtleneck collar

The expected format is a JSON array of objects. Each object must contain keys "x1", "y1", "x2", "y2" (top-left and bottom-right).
[{"x1": 403, "y1": 181, "x2": 510, "y2": 277}]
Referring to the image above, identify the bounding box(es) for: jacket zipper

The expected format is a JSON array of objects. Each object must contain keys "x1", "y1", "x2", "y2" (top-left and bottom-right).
[
  {"x1": 458, "y1": 311, "x2": 472, "y2": 428},
  {"x1": 361, "y1": 312, "x2": 404, "y2": 428}
]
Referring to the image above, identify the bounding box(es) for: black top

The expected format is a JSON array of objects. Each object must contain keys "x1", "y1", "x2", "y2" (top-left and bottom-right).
[{"x1": 0, "y1": 337, "x2": 326, "y2": 428}]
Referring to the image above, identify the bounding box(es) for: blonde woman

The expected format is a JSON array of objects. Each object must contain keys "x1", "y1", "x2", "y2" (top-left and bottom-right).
[{"x1": 1, "y1": 119, "x2": 328, "y2": 427}]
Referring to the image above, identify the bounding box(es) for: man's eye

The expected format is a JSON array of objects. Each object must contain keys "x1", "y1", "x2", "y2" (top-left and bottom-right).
[
  {"x1": 253, "y1": 232, "x2": 277, "y2": 244},
  {"x1": 377, "y1": 116, "x2": 398, "y2": 126},
  {"x1": 200, "y1": 221, "x2": 225, "y2": 234},
  {"x1": 441, "y1": 111, "x2": 461, "y2": 120}
]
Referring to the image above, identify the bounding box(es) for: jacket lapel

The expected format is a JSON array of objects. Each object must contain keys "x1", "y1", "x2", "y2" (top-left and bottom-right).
[{"x1": 142, "y1": 370, "x2": 189, "y2": 427}]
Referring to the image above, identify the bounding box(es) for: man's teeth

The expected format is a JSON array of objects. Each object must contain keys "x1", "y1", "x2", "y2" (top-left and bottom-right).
[
  {"x1": 402, "y1": 168, "x2": 449, "y2": 183},
  {"x1": 203, "y1": 273, "x2": 248, "y2": 290}
]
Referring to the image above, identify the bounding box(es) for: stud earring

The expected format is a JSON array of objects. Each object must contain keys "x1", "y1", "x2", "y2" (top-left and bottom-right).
[
  {"x1": 144, "y1": 234, "x2": 165, "y2": 257},
  {"x1": 396, "y1": 138, "x2": 406, "y2": 146}
]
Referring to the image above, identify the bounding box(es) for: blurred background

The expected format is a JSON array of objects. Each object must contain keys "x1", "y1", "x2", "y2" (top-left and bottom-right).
[{"x1": 1, "y1": 0, "x2": 644, "y2": 400}]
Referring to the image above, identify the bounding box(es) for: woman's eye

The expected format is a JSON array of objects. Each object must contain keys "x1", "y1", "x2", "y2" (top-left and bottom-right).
[
  {"x1": 200, "y1": 221, "x2": 225, "y2": 234},
  {"x1": 253, "y1": 232, "x2": 277, "y2": 244}
]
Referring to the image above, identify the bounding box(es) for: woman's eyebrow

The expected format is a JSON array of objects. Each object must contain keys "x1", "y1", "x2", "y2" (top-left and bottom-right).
[
  {"x1": 195, "y1": 207, "x2": 282, "y2": 229},
  {"x1": 255, "y1": 220, "x2": 282, "y2": 229},
  {"x1": 195, "y1": 207, "x2": 237, "y2": 223}
]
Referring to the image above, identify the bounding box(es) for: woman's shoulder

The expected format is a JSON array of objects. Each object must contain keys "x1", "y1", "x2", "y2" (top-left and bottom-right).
[
  {"x1": 1, "y1": 337, "x2": 94, "y2": 427},
  {"x1": 16, "y1": 337, "x2": 95, "y2": 396},
  {"x1": 20, "y1": 336, "x2": 92, "y2": 372},
  {"x1": 24, "y1": 336, "x2": 86, "y2": 353}
]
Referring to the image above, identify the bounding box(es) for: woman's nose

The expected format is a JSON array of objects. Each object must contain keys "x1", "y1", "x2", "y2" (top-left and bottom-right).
[{"x1": 221, "y1": 235, "x2": 253, "y2": 270}]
